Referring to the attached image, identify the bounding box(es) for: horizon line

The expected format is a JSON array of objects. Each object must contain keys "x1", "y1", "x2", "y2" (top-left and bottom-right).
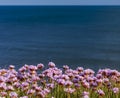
[{"x1": 0, "y1": 4, "x2": 120, "y2": 6}]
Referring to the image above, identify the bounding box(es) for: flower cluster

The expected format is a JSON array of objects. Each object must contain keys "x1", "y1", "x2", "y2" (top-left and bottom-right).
[{"x1": 0, "y1": 62, "x2": 120, "y2": 98}]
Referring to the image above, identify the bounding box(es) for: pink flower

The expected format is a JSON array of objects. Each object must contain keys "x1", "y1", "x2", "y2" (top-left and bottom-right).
[
  {"x1": 0, "y1": 69, "x2": 7, "y2": 75},
  {"x1": 0, "y1": 76, "x2": 5, "y2": 83},
  {"x1": 37, "y1": 63, "x2": 44, "y2": 69},
  {"x1": 28, "y1": 65, "x2": 37, "y2": 71},
  {"x1": 21, "y1": 82, "x2": 29, "y2": 87},
  {"x1": 83, "y1": 95, "x2": 89, "y2": 98},
  {"x1": 76, "y1": 67, "x2": 84, "y2": 72},
  {"x1": 57, "y1": 79, "x2": 65, "y2": 85},
  {"x1": 61, "y1": 74, "x2": 69, "y2": 80},
  {"x1": 103, "y1": 78, "x2": 109, "y2": 84},
  {"x1": 111, "y1": 70, "x2": 119, "y2": 76},
  {"x1": 0, "y1": 92, "x2": 7, "y2": 97},
  {"x1": 21, "y1": 82, "x2": 29, "y2": 91},
  {"x1": 47, "y1": 83, "x2": 54, "y2": 89},
  {"x1": 44, "y1": 88, "x2": 50, "y2": 94},
  {"x1": 9, "y1": 65, "x2": 15, "y2": 69},
  {"x1": 91, "y1": 82, "x2": 98, "y2": 87},
  {"x1": 96, "y1": 79, "x2": 103, "y2": 84},
  {"x1": 79, "y1": 76, "x2": 84, "y2": 81},
  {"x1": 84, "y1": 69, "x2": 95, "y2": 75},
  {"x1": 72, "y1": 78, "x2": 79, "y2": 83},
  {"x1": 39, "y1": 74, "x2": 45, "y2": 79},
  {"x1": 31, "y1": 84, "x2": 38, "y2": 89},
  {"x1": 24, "y1": 64, "x2": 29, "y2": 69},
  {"x1": 97, "y1": 89, "x2": 105, "y2": 96},
  {"x1": 64, "y1": 88, "x2": 75, "y2": 93},
  {"x1": 67, "y1": 73, "x2": 74, "y2": 79},
  {"x1": 13, "y1": 82, "x2": 21, "y2": 88},
  {"x1": 48, "y1": 62, "x2": 56, "y2": 68},
  {"x1": 27, "y1": 89, "x2": 35, "y2": 95},
  {"x1": 31, "y1": 76, "x2": 40, "y2": 82},
  {"x1": 35, "y1": 86, "x2": 42, "y2": 92},
  {"x1": 82, "y1": 91, "x2": 89, "y2": 98},
  {"x1": 112, "y1": 87, "x2": 119, "y2": 94},
  {"x1": 29, "y1": 70, "x2": 37, "y2": 75},
  {"x1": 82, "y1": 81, "x2": 90, "y2": 89},
  {"x1": 74, "y1": 83, "x2": 80, "y2": 89},
  {"x1": 72, "y1": 70, "x2": 79, "y2": 75},
  {"x1": 96, "y1": 74, "x2": 102, "y2": 79},
  {"x1": 20, "y1": 96, "x2": 28, "y2": 98},
  {"x1": 19, "y1": 66, "x2": 26, "y2": 72},
  {"x1": 0, "y1": 83, "x2": 7, "y2": 90},
  {"x1": 82, "y1": 91, "x2": 89, "y2": 96},
  {"x1": 63, "y1": 65, "x2": 69, "y2": 70},
  {"x1": 9, "y1": 92, "x2": 18, "y2": 98},
  {"x1": 36, "y1": 91, "x2": 46, "y2": 98},
  {"x1": 7, "y1": 85, "x2": 14, "y2": 91},
  {"x1": 87, "y1": 77, "x2": 94, "y2": 83},
  {"x1": 64, "y1": 80, "x2": 73, "y2": 87}
]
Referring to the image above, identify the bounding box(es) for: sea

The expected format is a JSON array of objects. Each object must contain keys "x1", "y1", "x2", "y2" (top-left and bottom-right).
[{"x1": 0, "y1": 6, "x2": 120, "y2": 71}]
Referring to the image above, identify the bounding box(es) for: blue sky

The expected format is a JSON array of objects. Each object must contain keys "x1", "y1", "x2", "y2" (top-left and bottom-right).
[{"x1": 0, "y1": 0, "x2": 120, "y2": 5}]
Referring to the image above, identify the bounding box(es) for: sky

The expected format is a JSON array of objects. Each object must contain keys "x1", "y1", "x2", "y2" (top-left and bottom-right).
[{"x1": 0, "y1": 0, "x2": 120, "y2": 5}]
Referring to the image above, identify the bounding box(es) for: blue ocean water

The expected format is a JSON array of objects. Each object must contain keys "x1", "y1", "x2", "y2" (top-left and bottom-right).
[{"x1": 0, "y1": 6, "x2": 120, "y2": 70}]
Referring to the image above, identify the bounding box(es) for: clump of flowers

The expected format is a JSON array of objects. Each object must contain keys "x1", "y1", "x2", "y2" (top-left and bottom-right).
[{"x1": 0, "y1": 62, "x2": 119, "y2": 98}]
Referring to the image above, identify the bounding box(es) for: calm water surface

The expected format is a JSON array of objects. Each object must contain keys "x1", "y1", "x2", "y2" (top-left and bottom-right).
[{"x1": 0, "y1": 6, "x2": 120, "y2": 71}]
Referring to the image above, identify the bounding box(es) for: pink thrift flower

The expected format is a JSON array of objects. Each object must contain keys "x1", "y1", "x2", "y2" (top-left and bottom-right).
[
  {"x1": 9, "y1": 65, "x2": 15, "y2": 69},
  {"x1": 0, "y1": 76, "x2": 5, "y2": 83},
  {"x1": 35, "y1": 86, "x2": 42, "y2": 92},
  {"x1": 7, "y1": 85, "x2": 14, "y2": 91},
  {"x1": 64, "y1": 80, "x2": 73, "y2": 87},
  {"x1": 103, "y1": 78, "x2": 109, "y2": 84},
  {"x1": 9, "y1": 92, "x2": 18, "y2": 98},
  {"x1": 27, "y1": 89, "x2": 35, "y2": 95},
  {"x1": 63, "y1": 65, "x2": 69, "y2": 70},
  {"x1": 82, "y1": 81, "x2": 90, "y2": 89},
  {"x1": 112, "y1": 87, "x2": 119, "y2": 94},
  {"x1": 76, "y1": 67, "x2": 84, "y2": 72},
  {"x1": 96, "y1": 79, "x2": 103, "y2": 84},
  {"x1": 37, "y1": 63, "x2": 44, "y2": 69},
  {"x1": 0, "y1": 83, "x2": 7, "y2": 90},
  {"x1": 19, "y1": 66, "x2": 27, "y2": 72},
  {"x1": 61, "y1": 74, "x2": 69, "y2": 80},
  {"x1": 47, "y1": 83, "x2": 54, "y2": 89},
  {"x1": 57, "y1": 79, "x2": 65, "y2": 85},
  {"x1": 74, "y1": 83, "x2": 80, "y2": 89},
  {"x1": 28, "y1": 65, "x2": 37, "y2": 71},
  {"x1": 83, "y1": 95, "x2": 89, "y2": 98},
  {"x1": 0, "y1": 91, "x2": 7, "y2": 97},
  {"x1": 44, "y1": 88, "x2": 50, "y2": 94},
  {"x1": 20, "y1": 96, "x2": 28, "y2": 98},
  {"x1": 82, "y1": 91, "x2": 89, "y2": 96},
  {"x1": 48, "y1": 62, "x2": 56, "y2": 68},
  {"x1": 64, "y1": 88, "x2": 75, "y2": 93},
  {"x1": 36, "y1": 91, "x2": 46, "y2": 98},
  {"x1": 97, "y1": 89, "x2": 105, "y2": 96},
  {"x1": 13, "y1": 82, "x2": 21, "y2": 88}
]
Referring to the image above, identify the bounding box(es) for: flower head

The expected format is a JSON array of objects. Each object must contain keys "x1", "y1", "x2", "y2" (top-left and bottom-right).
[
  {"x1": 112, "y1": 87, "x2": 119, "y2": 94},
  {"x1": 20, "y1": 96, "x2": 28, "y2": 98},
  {"x1": 37, "y1": 63, "x2": 44, "y2": 69},
  {"x1": 48, "y1": 62, "x2": 56, "y2": 68},
  {"x1": 97, "y1": 89, "x2": 105, "y2": 96},
  {"x1": 9, "y1": 65, "x2": 15, "y2": 69},
  {"x1": 64, "y1": 88, "x2": 75, "y2": 93},
  {"x1": 9, "y1": 92, "x2": 18, "y2": 98},
  {"x1": 63, "y1": 65, "x2": 69, "y2": 70}
]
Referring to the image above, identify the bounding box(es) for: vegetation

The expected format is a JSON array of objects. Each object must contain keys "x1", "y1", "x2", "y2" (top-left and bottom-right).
[{"x1": 0, "y1": 62, "x2": 120, "y2": 98}]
